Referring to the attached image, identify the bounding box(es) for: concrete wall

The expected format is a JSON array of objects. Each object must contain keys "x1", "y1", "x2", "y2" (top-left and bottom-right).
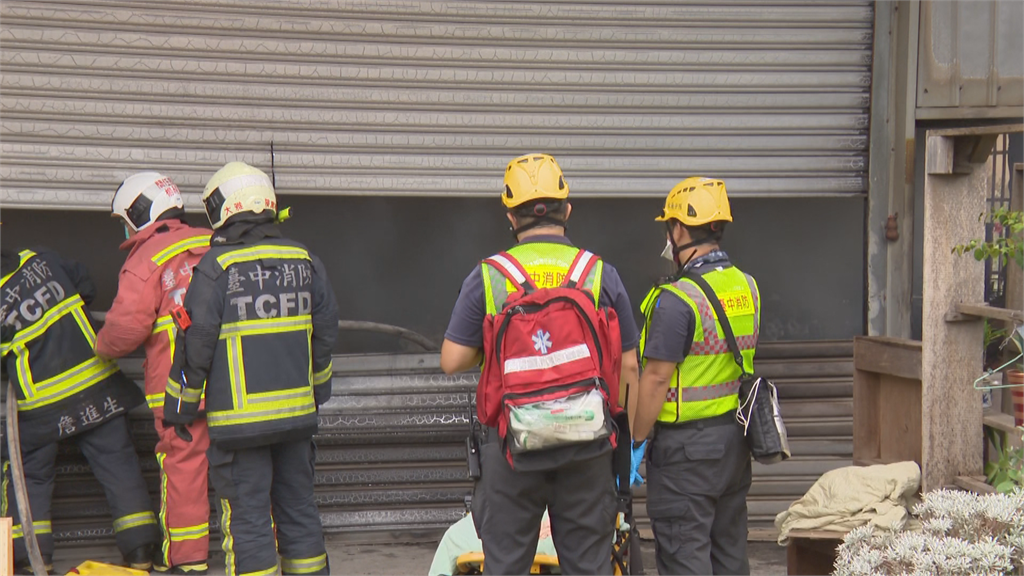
[{"x1": 0, "y1": 196, "x2": 864, "y2": 353}]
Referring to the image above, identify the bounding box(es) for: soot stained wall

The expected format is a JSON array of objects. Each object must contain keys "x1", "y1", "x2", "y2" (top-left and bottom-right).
[{"x1": 0, "y1": 196, "x2": 864, "y2": 353}]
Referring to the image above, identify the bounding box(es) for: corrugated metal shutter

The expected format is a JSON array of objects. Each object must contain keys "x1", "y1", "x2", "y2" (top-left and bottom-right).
[
  {"x1": 1, "y1": 1, "x2": 872, "y2": 210},
  {"x1": 1, "y1": 341, "x2": 852, "y2": 549}
]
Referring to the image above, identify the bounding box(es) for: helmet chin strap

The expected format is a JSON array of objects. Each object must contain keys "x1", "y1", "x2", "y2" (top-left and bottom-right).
[{"x1": 669, "y1": 234, "x2": 715, "y2": 270}]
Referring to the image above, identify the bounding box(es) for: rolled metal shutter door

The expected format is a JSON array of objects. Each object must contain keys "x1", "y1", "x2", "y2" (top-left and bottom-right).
[{"x1": 2, "y1": 1, "x2": 871, "y2": 208}]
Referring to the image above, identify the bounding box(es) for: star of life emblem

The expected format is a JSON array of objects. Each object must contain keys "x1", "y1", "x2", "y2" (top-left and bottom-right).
[{"x1": 532, "y1": 330, "x2": 553, "y2": 354}]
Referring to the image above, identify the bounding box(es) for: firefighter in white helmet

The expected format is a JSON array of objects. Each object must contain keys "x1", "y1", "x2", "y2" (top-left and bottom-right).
[
  {"x1": 96, "y1": 172, "x2": 213, "y2": 573},
  {"x1": 162, "y1": 162, "x2": 339, "y2": 576}
]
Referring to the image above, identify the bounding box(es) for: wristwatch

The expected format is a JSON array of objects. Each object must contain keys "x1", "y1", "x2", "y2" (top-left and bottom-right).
[{"x1": 632, "y1": 439, "x2": 646, "y2": 450}]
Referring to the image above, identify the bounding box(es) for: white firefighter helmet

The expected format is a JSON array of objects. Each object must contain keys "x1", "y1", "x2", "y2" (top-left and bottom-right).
[
  {"x1": 111, "y1": 172, "x2": 185, "y2": 232},
  {"x1": 202, "y1": 162, "x2": 277, "y2": 230}
]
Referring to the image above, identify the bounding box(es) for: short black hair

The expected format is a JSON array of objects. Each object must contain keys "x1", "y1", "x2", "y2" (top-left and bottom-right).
[
  {"x1": 671, "y1": 219, "x2": 727, "y2": 243},
  {"x1": 510, "y1": 199, "x2": 568, "y2": 227}
]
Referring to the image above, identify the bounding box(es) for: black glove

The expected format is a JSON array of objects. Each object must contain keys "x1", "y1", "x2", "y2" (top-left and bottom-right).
[
  {"x1": 162, "y1": 420, "x2": 193, "y2": 443},
  {"x1": 174, "y1": 424, "x2": 193, "y2": 443}
]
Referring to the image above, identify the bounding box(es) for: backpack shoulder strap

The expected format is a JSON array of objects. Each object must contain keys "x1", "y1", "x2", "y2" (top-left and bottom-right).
[
  {"x1": 563, "y1": 249, "x2": 598, "y2": 289},
  {"x1": 482, "y1": 251, "x2": 538, "y2": 293}
]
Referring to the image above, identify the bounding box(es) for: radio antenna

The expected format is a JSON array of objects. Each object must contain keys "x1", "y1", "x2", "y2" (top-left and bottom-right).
[{"x1": 270, "y1": 140, "x2": 277, "y2": 189}]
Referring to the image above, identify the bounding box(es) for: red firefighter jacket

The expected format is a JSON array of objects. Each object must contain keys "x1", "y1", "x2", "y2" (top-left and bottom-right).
[{"x1": 95, "y1": 220, "x2": 210, "y2": 417}]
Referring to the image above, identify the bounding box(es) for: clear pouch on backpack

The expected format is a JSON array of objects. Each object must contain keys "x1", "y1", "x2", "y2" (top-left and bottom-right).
[{"x1": 506, "y1": 386, "x2": 612, "y2": 453}]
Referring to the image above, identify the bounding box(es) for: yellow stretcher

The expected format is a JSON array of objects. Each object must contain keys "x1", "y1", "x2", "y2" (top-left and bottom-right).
[
  {"x1": 455, "y1": 552, "x2": 561, "y2": 575},
  {"x1": 454, "y1": 512, "x2": 637, "y2": 575}
]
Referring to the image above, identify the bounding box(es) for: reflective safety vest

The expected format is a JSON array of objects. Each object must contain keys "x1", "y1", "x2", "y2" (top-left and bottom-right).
[
  {"x1": 167, "y1": 240, "x2": 332, "y2": 448},
  {"x1": 482, "y1": 241, "x2": 603, "y2": 315},
  {"x1": 0, "y1": 250, "x2": 120, "y2": 412},
  {"x1": 640, "y1": 265, "x2": 759, "y2": 424}
]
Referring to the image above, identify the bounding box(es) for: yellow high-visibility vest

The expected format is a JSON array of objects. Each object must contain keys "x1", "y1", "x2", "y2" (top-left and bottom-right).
[{"x1": 640, "y1": 265, "x2": 759, "y2": 423}]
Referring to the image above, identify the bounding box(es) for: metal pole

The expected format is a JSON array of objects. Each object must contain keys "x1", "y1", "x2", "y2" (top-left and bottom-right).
[{"x1": 6, "y1": 383, "x2": 46, "y2": 576}]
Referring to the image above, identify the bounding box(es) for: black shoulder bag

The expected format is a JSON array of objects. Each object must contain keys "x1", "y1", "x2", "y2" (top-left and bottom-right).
[{"x1": 684, "y1": 272, "x2": 791, "y2": 465}]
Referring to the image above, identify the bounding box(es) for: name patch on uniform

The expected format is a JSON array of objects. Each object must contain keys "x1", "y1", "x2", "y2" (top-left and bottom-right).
[
  {"x1": 230, "y1": 292, "x2": 312, "y2": 321},
  {"x1": 2, "y1": 256, "x2": 66, "y2": 330},
  {"x1": 716, "y1": 291, "x2": 755, "y2": 316}
]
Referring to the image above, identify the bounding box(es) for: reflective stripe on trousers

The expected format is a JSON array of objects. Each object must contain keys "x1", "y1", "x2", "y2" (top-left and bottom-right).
[
  {"x1": 155, "y1": 418, "x2": 211, "y2": 568},
  {"x1": 281, "y1": 554, "x2": 328, "y2": 574},
  {"x1": 12, "y1": 520, "x2": 52, "y2": 539},
  {"x1": 113, "y1": 511, "x2": 158, "y2": 533}
]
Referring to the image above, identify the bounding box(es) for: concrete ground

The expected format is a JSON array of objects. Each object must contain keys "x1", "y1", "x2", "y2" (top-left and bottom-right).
[
  {"x1": 52, "y1": 538, "x2": 788, "y2": 575},
  {"x1": 327, "y1": 540, "x2": 788, "y2": 575}
]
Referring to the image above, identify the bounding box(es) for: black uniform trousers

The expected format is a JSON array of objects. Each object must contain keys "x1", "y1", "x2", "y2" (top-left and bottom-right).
[
  {"x1": 647, "y1": 413, "x2": 752, "y2": 575},
  {"x1": 472, "y1": 435, "x2": 616, "y2": 575},
  {"x1": 3, "y1": 415, "x2": 159, "y2": 563},
  {"x1": 208, "y1": 437, "x2": 329, "y2": 576}
]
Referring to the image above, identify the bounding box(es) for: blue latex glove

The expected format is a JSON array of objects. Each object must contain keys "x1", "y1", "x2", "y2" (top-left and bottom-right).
[{"x1": 630, "y1": 440, "x2": 648, "y2": 487}]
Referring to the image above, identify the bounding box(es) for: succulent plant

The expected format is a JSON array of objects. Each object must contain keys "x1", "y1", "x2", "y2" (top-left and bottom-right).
[{"x1": 834, "y1": 489, "x2": 1024, "y2": 576}]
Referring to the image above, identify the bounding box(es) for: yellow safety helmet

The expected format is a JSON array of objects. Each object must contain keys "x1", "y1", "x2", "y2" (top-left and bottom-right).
[
  {"x1": 655, "y1": 177, "x2": 732, "y2": 226},
  {"x1": 502, "y1": 153, "x2": 569, "y2": 209},
  {"x1": 202, "y1": 162, "x2": 277, "y2": 230}
]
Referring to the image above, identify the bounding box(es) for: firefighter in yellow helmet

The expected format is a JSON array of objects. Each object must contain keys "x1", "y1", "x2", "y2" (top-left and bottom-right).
[
  {"x1": 440, "y1": 153, "x2": 641, "y2": 574},
  {"x1": 162, "y1": 162, "x2": 339, "y2": 576},
  {"x1": 632, "y1": 177, "x2": 759, "y2": 575}
]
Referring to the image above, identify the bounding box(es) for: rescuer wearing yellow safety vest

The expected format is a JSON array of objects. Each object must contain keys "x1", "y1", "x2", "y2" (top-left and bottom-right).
[
  {"x1": 441, "y1": 153, "x2": 641, "y2": 575},
  {"x1": 161, "y1": 162, "x2": 339, "y2": 576},
  {"x1": 1, "y1": 247, "x2": 159, "y2": 573},
  {"x1": 630, "y1": 178, "x2": 759, "y2": 575}
]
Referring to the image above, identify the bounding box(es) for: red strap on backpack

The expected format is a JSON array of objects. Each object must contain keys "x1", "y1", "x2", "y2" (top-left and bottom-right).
[
  {"x1": 483, "y1": 251, "x2": 538, "y2": 296},
  {"x1": 484, "y1": 249, "x2": 599, "y2": 296},
  {"x1": 562, "y1": 249, "x2": 598, "y2": 290}
]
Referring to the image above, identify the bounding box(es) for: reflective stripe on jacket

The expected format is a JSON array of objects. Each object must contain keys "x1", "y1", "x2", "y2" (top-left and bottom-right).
[
  {"x1": 1, "y1": 249, "x2": 144, "y2": 448},
  {"x1": 1, "y1": 250, "x2": 119, "y2": 411},
  {"x1": 640, "y1": 265, "x2": 759, "y2": 423},
  {"x1": 164, "y1": 237, "x2": 338, "y2": 449},
  {"x1": 95, "y1": 220, "x2": 211, "y2": 416}
]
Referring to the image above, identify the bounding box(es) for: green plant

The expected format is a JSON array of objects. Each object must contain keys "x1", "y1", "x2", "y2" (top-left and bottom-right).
[
  {"x1": 985, "y1": 426, "x2": 1024, "y2": 494},
  {"x1": 987, "y1": 320, "x2": 1009, "y2": 348},
  {"x1": 834, "y1": 489, "x2": 1024, "y2": 576},
  {"x1": 952, "y1": 207, "x2": 1024, "y2": 269}
]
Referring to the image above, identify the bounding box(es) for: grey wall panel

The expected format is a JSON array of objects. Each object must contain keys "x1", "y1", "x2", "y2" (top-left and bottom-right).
[
  {"x1": 917, "y1": 0, "x2": 1024, "y2": 116},
  {"x1": 1, "y1": 0, "x2": 872, "y2": 209}
]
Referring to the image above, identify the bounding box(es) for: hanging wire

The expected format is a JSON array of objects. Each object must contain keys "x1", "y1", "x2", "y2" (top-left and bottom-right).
[{"x1": 975, "y1": 324, "x2": 1024, "y2": 390}]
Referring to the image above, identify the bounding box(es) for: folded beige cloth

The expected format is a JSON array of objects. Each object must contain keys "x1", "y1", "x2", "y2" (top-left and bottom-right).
[{"x1": 775, "y1": 461, "x2": 921, "y2": 545}]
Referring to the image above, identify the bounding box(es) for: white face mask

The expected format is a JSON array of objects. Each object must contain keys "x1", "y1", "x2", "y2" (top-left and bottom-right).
[{"x1": 660, "y1": 239, "x2": 675, "y2": 262}]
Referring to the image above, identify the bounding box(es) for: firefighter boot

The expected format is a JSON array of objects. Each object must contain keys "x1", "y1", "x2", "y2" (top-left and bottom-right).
[{"x1": 125, "y1": 543, "x2": 156, "y2": 571}]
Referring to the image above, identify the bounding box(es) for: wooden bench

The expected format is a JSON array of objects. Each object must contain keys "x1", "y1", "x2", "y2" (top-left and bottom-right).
[{"x1": 786, "y1": 529, "x2": 848, "y2": 576}]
